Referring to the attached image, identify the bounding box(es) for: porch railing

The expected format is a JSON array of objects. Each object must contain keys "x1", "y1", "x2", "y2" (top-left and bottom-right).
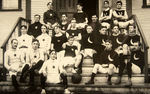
[
  {"x1": 1, "y1": 17, "x2": 31, "y2": 80},
  {"x1": 133, "y1": 15, "x2": 149, "y2": 83}
]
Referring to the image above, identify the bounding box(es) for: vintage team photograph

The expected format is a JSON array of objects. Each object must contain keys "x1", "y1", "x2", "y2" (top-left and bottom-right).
[{"x1": 0, "y1": 0, "x2": 150, "y2": 94}]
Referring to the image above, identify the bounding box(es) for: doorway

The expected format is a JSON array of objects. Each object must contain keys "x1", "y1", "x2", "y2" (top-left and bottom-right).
[{"x1": 78, "y1": 0, "x2": 98, "y2": 23}]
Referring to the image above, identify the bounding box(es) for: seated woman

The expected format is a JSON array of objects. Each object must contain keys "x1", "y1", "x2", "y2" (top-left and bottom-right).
[{"x1": 39, "y1": 50, "x2": 71, "y2": 94}]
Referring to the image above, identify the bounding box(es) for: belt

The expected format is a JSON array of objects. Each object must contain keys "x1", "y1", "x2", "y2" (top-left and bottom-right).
[{"x1": 19, "y1": 46, "x2": 28, "y2": 49}]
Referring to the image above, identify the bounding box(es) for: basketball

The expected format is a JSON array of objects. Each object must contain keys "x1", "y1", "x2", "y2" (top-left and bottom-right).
[{"x1": 71, "y1": 73, "x2": 82, "y2": 84}]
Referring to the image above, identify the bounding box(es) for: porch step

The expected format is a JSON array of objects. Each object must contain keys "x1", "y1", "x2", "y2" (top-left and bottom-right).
[
  {"x1": 6, "y1": 74, "x2": 145, "y2": 85},
  {"x1": 0, "y1": 83, "x2": 150, "y2": 94}
]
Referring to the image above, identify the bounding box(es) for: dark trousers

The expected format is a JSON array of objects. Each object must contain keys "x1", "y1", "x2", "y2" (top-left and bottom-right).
[
  {"x1": 12, "y1": 75, "x2": 19, "y2": 90},
  {"x1": 41, "y1": 73, "x2": 68, "y2": 89},
  {"x1": 20, "y1": 60, "x2": 44, "y2": 85},
  {"x1": 119, "y1": 55, "x2": 132, "y2": 78}
]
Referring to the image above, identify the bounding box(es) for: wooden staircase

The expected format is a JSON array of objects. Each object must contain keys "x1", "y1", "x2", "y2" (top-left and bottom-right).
[{"x1": 0, "y1": 58, "x2": 148, "y2": 94}]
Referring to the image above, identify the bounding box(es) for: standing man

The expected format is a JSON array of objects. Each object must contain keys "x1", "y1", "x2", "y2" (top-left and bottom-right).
[
  {"x1": 4, "y1": 39, "x2": 25, "y2": 90},
  {"x1": 43, "y1": 2, "x2": 59, "y2": 29},
  {"x1": 27, "y1": 14, "x2": 43, "y2": 38}
]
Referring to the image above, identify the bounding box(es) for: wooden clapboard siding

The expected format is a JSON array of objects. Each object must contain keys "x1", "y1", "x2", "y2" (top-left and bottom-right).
[
  {"x1": 31, "y1": 0, "x2": 52, "y2": 24},
  {"x1": 0, "y1": 0, "x2": 26, "y2": 65}
]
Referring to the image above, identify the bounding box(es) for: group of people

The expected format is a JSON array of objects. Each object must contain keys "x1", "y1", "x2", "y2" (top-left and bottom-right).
[{"x1": 4, "y1": 0, "x2": 144, "y2": 94}]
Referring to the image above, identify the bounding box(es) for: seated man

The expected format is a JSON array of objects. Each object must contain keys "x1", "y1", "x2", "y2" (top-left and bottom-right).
[
  {"x1": 115, "y1": 44, "x2": 132, "y2": 86},
  {"x1": 130, "y1": 42, "x2": 144, "y2": 74},
  {"x1": 85, "y1": 40, "x2": 118, "y2": 84},
  {"x1": 113, "y1": 1, "x2": 134, "y2": 29},
  {"x1": 73, "y1": 3, "x2": 88, "y2": 29},
  {"x1": 43, "y1": 2, "x2": 60, "y2": 29},
  {"x1": 62, "y1": 36, "x2": 83, "y2": 74},
  {"x1": 51, "y1": 25, "x2": 67, "y2": 59},
  {"x1": 110, "y1": 25, "x2": 125, "y2": 49},
  {"x1": 4, "y1": 39, "x2": 25, "y2": 90},
  {"x1": 94, "y1": 26, "x2": 108, "y2": 55},
  {"x1": 89, "y1": 15, "x2": 101, "y2": 36},
  {"x1": 17, "y1": 25, "x2": 33, "y2": 58},
  {"x1": 27, "y1": 14, "x2": 42, "y2": 38},
  {"x1": 127, "y1": 24, "x2": 140, "y2": 46},
  {"x1": 66, "y1": 18, "x2": 82, "y2": 52},
  {"x1": 60, "y1": 14, "x2": 69, "y2": 34},
  {"x1": 39, "y1": 50, "x2": 70, "y2": 94},
  {"x1": 81, "y1": 25, "x2": 96, "y2": 58},
  {"x1": 99, "y1": 0, "x2": 113, "y2": 29},
  {"x1": 37, "y1": 25, "x2": 52, "y2": 60},
  {"x1": 20, "y1": 39, "x2": 44, "y2": 86}
]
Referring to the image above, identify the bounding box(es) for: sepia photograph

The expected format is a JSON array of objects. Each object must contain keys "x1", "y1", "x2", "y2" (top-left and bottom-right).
[{"x1": 0, "y1": 0, "x2": 150, "y2": 94}]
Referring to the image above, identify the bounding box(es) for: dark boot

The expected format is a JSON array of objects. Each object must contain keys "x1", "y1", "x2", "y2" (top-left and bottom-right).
[
  {"x1": 85, "y1": 73, "x2": 95, "y2": 84},
  {"x1": 12, "y1": 75, "x2": 19, "y2": 90},
  {"x1": 107, "y1": 75, "x2": 112, "y2": 85}
]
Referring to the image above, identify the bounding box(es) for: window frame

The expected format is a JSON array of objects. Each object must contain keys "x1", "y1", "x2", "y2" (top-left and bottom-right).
[
  {"x1": 0, "y1": 0, "x2": 22, "y2": 11},
  {"x1": 142, "y1": 0, "x2": 150, "y2": 8}
]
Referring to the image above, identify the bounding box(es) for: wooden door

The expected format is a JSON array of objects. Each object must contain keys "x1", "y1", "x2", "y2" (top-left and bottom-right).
[{"x1": 53, "y1": 0, "x2": 78, "y2": 21}]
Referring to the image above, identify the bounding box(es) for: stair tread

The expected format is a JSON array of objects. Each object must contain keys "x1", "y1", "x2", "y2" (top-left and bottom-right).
[
  {"x1": 0, "y1": 81, "x2": 149, "y2": 88},
  {"x1": 6, "y1": 73, "x2": 145, "y2": 77}
]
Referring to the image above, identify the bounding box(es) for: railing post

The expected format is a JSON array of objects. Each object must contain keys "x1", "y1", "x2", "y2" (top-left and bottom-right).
[
  {"x1": 145, "y1": 48, "x2": 149, "y2": 83},
  {"x1": 2, "y1": 46, "x2": 7, "y2": 81},
  {"x1": 18, "y1": 19, "x2": 21, "y2": 36}
]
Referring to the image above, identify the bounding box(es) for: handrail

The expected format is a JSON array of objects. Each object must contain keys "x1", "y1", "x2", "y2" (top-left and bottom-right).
[
  {"x1": 133, "y1": 15, "x2": 149, "y2": 49},
  {"x1": 1, "y1": 17, "x2": 31, "y2": 49},
  {"x1": 133, "y1": 15, "x2": 149, "y2": 83}
]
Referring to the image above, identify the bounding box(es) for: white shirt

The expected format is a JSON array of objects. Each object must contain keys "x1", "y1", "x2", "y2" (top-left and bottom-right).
[
  {"x1": 37, "y1": 33, "x2": 51, "y2": 51},
  {"x1": 4, "y1": 49, "x2": 24, "y2": 70},
  {"x1": 26, "y1": 48, "x2": 44, "y2": 66},
  {"x1": 17, "y1": 34, "x2": 33, "y2": 49},
  {"x1": 39, "y1": 59, "x2": 63, "y2": 83}
]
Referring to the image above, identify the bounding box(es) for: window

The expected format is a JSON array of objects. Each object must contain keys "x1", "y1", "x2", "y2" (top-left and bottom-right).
[
  {"x1": 0, "y1": 0, "x2": 22, "y2": 11},
  {"x1": 143, "y1": 0, "x2": 150, "y2": 8}
]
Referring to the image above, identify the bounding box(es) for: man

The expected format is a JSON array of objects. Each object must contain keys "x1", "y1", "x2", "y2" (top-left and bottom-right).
[
  {"x1": 85, "y1": 40, "x2": 118, "y2": 85},
  {"x1": 115, "y1": 44, "x2": 132, "y2": 86},
  {"x1": 130, "y1": 42, "x2": 144, "y2": 74},
  {"x1": 127, "y1": 24, "x2": 140, "y2": 46},
  {"x1": 110, "y1": 25, "x2": 124, "y2": 50},
  {"x1": 43, "y1": 2, "x2": 59, "y2": 29},
  {"x1": 113, "y1": 1, "x2": 134, "y2": 29},
  {"x1": 17, "y1": 25, "x2": 33, "y2": 59},
  {"x1": 27, "y1": 14, "x2": 42, "y2": 38},
  {"x1": 39, "y1": 50, "x2": 71, "y2": 94},
  {"x1": 89, "y1": 15, "x2": 101, "y2": 36},
  {"x1": 99, "y1": 0, "x2": 113, "y2": 29},
  {"x1": 81, "y1": 25, "x2": 96, "y2": 58},
  {"x1": 4, "y1": 39, "x2": 25, "y2": 90},
  {"x1": 20, "y1": 39, "x2": 44, "y2": 86},
  {"x1": 62, "y1": 36, "x2": 83, "y2": 73},
  {"x1": 60, "y1": 14, "x2": 69, "y2": 34},
  {"x1": 73, "y1": 3, "x2": 88, "y2": 28},
  {"x1": 37, "y1": 25, "x2": 51, "y2": 60},
  {"x1": 94, "y1": 26, "x2": 108, "y2": 55},
  {"x1": 51, "y1": 25, "x2": 67, "y2": 52}
]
